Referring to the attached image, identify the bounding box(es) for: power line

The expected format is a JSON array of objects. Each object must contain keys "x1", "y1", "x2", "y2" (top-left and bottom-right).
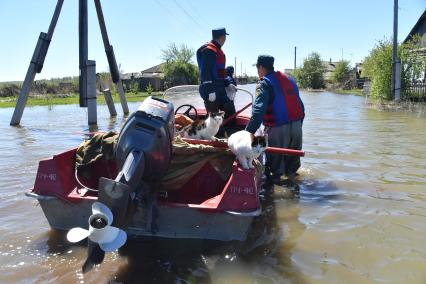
[
  {"x1": 172, "y1": 0, "x2": 205, "y2": 32},
  {"x1": 181, "y1": 0, "x2": 210, "y2": 29},
  {"x1": 151, "y1": 0, "x2": 204, "y2": 37}
]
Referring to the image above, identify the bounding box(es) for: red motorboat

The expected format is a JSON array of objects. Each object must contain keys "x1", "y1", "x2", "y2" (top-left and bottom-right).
[{"x1": 26, "y1": 87, "x2": 303, "y2": 243}]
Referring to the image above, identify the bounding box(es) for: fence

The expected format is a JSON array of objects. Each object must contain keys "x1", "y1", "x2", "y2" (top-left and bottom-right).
[{"x1": 403, "y1": 82, "x2": 426, "y2": 101}]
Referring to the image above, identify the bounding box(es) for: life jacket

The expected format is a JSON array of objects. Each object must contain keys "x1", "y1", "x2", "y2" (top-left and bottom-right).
[
  {"x1": 262, "y1": 71, "x2": 304, "y2": 126},
  {"x1": 196, "y1": 41, "x2": 226, "y2": 81}
]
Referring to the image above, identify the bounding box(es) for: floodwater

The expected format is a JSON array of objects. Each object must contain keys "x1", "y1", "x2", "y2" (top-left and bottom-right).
[{"x1": 0, "y1": 86, "x2": 426, "y2": 284}]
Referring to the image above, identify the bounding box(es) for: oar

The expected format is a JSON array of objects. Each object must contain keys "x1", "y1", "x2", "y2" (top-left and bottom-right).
[{"x1": 181, "y1": 138, "x2": 305, "y2": 157}]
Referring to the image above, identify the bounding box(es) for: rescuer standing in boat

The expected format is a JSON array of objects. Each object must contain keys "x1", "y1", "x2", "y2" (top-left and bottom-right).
[
  {"x1": 246, "y1": 55, "x2": 305, "y2": 184},
  {"x1": 196, "y1": 28, "x2": 236, "y2": 119}
]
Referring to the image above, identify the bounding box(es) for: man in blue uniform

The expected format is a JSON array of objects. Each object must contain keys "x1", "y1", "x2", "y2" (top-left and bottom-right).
[
  {"x1": 246, "y1": 55, "x2": 305, "y2": 183},
  {"x1": 226, "y1": 66, "x2": 237, "y2": 86},
  {"x1": 196, "y1": 28, "x2": 236, "y2": 119}
]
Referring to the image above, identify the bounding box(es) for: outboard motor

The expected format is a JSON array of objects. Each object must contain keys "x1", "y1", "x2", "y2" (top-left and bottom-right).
[
  {"x1": 70, "y1": 96, "x2": 174, "y2": 273},
  {"x1": 115, "y1": 96, "x2": 175, "y2": 186},
  {"x1": 99, "y1": 96, "x2": 174, "y2": 226}
]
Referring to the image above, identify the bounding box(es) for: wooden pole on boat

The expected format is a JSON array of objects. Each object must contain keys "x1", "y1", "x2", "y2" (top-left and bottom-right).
[
  {"x1": 181, "y1": 138, "x2": 305, "y2": 157},
  {"x1": 10, "y1": 0, "x2": 64, "y2": 125}
]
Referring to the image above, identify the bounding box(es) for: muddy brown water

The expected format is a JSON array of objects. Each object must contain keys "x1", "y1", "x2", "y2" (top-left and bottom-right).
[{"x1": 0, "y1": 86, "x2": 425, "y2": 284}]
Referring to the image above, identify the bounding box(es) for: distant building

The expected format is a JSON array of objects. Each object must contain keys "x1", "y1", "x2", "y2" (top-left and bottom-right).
[
  {"x1": 121, "y1": 63, "x2": 165, "y2": 92},
  {"x1": 322, "y1": 59, "x2": 339, "y2": 81}
]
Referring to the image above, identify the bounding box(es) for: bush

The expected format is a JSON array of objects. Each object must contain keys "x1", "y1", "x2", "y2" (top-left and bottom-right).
[
  {"x1": 131, "y1": 81, "x2": 139, "y2": 94},
  {"x1": 362, "y1": 36, "x2": 426, "y2": 100},
  {"x1": 0, "y1": 83, "x2": 21, "y2": 97},
  {"x1": 293, "y1": 52, "x2": 325, "y2": 89},
  {"x1": 145, "y1": 83, "x2": 153, "y2": 94},
  {"x1": 332, "y1": 60, "x2": 351, "y2": 87},
  {"x1": 362, "y1": 39, "x2": 393, "y2": 99}
]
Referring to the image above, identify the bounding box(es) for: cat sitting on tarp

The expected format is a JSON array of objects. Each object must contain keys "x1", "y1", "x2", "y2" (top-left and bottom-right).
[
  {"x1": 180, "y1": 111, "x2": 224, "y2": 141},
  {"x1": 228, "y1": 130, "x2": 268, "y2": 170}
]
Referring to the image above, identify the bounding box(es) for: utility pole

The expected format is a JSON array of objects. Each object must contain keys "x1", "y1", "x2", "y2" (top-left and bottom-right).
[
  {"x1": 10, "y1": 0, "x2": 64, "y2": 125},
  {"x1": 241, "y1": 62, "x2": 243, "y2": 77},
  {"x1": 294, "y1": 46, "x2": 297, "y2": 70},
  {"x1": 10, "y1": 0, "x2": 128, "y2": 126},
  {"x1": 79, "y1": 0, "x2": 88, "y2": 107},
  {"x1": 235, "y1": 56, "x2": 237, "y2": 78},
  {"x1": 392, "y1": 0, "x2": 401, "y2": 101}
]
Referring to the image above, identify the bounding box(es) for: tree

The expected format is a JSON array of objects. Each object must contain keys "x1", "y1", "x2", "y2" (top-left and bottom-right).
[
  {"x1": 161, "y1": 43, "x2": 198, "y2": 88},
  {"x1": 131, "y1": 81, "x2": 139, "y2": 94},
  {"x1": 362, "y1": 36, "x2": 426, "y2": 100},
  {"x1": 145, "y1": 82, "x2": 153, "y2": 94},
  {"x1": 332, "y1": 60, "x2": 351, "y2": 87},
  {"x1": 362, "y1": 39, "x2": 393, "y2": 100},
  {"x1": 293, "y1": 52, "x2": 325, "y2": 89}
]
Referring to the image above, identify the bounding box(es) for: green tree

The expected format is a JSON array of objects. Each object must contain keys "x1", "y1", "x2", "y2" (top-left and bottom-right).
[
  {"x1": 161, "y1": 43, "x2": 198, "y2": 88},
  {"x1": 145, "y1": 82, "x2": 153, "y2": 94},
  {"x1": 332, "y1": 60, "x2": 351, "y2": 86},
  {"x1": 362, "y1": 36, "x2": 426, "y2": 100},
  {"x1": 293, "y1": 52, "x2": 325, "y2": 89},
  {"x1": 131, "y1": 81, "x2": 139, "y2": 94}
]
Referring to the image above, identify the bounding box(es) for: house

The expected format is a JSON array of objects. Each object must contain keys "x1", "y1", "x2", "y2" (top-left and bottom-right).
[
  {"x1": 403, "y1": 9, "x2": 426, "y2": 99},
  {"x1": 403, "y1": 9, "x2": 426, "y2": 48},
  {"x1": 322, "y1": 59, "x2": 339, "y2": 81},
  {"x1": 121, "y1": 63, "x2": 166, "y2": 92}
]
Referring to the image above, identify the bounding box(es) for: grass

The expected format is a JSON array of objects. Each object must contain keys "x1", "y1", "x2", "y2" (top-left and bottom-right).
[
  {"x1": 333, "y1": 89, "x2": 364, "y2": 96},
  {"x1": 0, "y1": 91, "x2": 160, "y2": 108}
]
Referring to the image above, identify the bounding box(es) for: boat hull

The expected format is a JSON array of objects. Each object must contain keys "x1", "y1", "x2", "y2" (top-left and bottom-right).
[{"x1": 27, "y1": 192, "x2": 258, "y2": 241}]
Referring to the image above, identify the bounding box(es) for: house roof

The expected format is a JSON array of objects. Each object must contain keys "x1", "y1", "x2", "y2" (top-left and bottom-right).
[
  {"x1": 322, "y1": 61, "x2": 339, "y2": 72},
  {"x1": 141, "y1": 63, "x2": 165, "y2": 74},
  {"x1": 404, "y1": 9, "x2": 426, "y2": 43},
  {"x1": 121, "y1": 72, "x2": 142, "y2": 80}
]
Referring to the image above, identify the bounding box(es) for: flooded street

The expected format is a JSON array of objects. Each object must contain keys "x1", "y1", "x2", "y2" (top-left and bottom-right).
[{"x1": 0, "y1": 86, "x2": 426, "y2": 283}]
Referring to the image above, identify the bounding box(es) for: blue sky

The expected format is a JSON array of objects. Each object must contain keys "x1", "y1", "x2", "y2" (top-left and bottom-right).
[{"x1": 0, "y1": 0, "x2": 424, "y2": 81}]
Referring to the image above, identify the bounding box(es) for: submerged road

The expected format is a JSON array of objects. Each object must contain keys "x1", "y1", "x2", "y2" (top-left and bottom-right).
[{"x1": 0, "y1": 85, "x2": 425, "y2": 283}]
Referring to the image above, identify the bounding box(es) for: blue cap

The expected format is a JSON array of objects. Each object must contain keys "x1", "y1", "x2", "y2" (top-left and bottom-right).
[
  {"x1": 226, "y1": 66, "x2": 234, "y2": 75},
  {"x1": 212, "y1": 28, "x2": 229, "y2": 38},
  {"x1": 255, "y1": 55, "x2": 274, "y2": 69}
]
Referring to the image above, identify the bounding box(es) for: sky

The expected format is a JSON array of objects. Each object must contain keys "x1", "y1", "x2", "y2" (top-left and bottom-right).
[{"x1": 0, "y1": 0, "x2": 424, "y2": 82}]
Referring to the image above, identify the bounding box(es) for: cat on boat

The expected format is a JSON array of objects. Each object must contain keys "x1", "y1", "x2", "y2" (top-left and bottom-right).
[
  {"x1": 228, "y1": 130, "x2": 268, "y2": 169},
  {"x1": 180, "y1": 111, "x2": 224, "y2": 141}
]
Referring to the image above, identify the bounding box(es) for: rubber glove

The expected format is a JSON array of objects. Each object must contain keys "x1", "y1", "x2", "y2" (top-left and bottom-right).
[
  {"x1": 225, "y1": 84, "x2": 236, "y2": 101},
  {"x1": 228, "y1": 84, "x2": 237, "y2": 93},
  {"x1": 208, "y1": 92, "x2": 216, "y2": 102}
]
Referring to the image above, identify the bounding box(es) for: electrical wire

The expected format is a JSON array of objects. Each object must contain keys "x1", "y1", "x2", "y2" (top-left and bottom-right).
[
  {"x1": 172, "y1": 0, "x2": 205, "y2": 31},
  {"x1": 152, "y1": 0, "x2": 204, "y2": 37}
]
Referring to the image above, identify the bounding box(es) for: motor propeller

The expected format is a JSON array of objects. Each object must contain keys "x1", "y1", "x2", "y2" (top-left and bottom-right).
[{"x1": 67, "y1": 202, "x2": 127, "y2": 272}]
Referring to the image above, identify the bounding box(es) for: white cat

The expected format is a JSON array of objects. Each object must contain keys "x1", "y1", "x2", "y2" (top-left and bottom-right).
[
  {"x1": 227, "y1": 130, "x2": 268, "y2": 169},
  {"x1": 181, "y1": 111, "x2": 224, "y2": 140}
]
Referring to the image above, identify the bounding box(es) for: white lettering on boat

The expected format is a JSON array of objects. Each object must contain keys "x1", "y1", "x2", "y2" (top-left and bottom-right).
[
  {"x1": 229, "y1": 185, "x2": 255, "y2": 195},
  {"x1": 37, "y1": 173, "x2": 57, "y2": 181}
]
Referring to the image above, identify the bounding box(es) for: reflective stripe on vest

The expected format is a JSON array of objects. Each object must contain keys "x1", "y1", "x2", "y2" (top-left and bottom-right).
[{"x1": 262, "y1": 71, "x2": 304, "y2": 126}]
